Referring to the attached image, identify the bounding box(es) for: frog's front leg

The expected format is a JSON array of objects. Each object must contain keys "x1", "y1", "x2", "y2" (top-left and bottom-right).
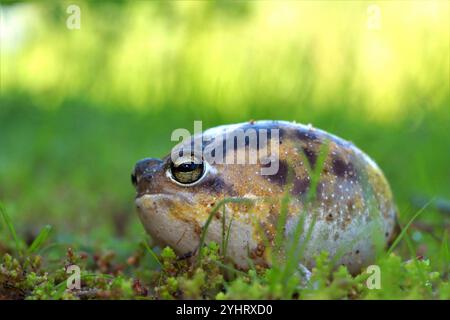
[{"x1": 177, "y1": 247, "x2": 199, "y2": 261}]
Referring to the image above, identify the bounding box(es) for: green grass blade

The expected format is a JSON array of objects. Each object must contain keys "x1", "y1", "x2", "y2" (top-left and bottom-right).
[
  {"x1": 387, "y1": 199, "x2": 433, "y2": 256},
  {"x1": 223, "y1": 215, "x2": 234, "y2": 259},
  {"x1": 274, "y1": 191, "x2": 290, "y2": 259},
  {"x1": 197, "y1": 197, "x2": 253, "y2": 266},
  {"x1": 403, "y1": 233, "x2": 427, "y2": 285},
  {"x1": 211, "y1": 260, "x2": 247, "y2": 277},
  {"x1": 278, "y1": 141, "x2": 329, "y2": 295},
  {"x1": 221, "y1": 205, "x2": 226, "y2": 256},
  {"x1": 282, "y1": 212, "x2": 306, "y2": 281},
  {"x1": 288, "y1": 140, "x2": 329, "y2": 261},
  {"x1": 295, "y1": 211, "x2": 317, "y2": 267},
  {"x1": 0, "y1": 201, "x2": 22, "y2": 255},
  {"x1": 27, "y1": 225, "x2": 52, "y2": 254},
  {"x1": 142, "y1": 239, "x2": 163, "y2": 268},
  {"x1": 305, "y1": 139, "x2": 330, "y2": 203}
]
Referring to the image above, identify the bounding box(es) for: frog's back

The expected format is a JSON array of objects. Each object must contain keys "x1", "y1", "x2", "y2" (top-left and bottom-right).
[
  {"x1": 197, "y1": 120, "x2": 397, "y2": 272},
  {"x1": 201, "y1": 121, "x2": 396, "y2": 222}
]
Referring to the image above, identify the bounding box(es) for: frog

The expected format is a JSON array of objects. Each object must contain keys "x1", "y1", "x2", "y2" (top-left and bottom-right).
[{"x1": 131, "y1": 120, "x2": 398, "y2": 274}]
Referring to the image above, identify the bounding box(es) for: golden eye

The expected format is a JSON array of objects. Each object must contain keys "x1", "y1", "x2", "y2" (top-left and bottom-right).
[{"x1": 170, "y1": 159, "x2": 205, "y2": 185}]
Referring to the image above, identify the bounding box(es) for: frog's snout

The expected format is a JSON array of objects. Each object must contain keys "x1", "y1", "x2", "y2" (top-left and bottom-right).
[{"x1": 131, "y1": 158, "x2": 163, "y2": 189}]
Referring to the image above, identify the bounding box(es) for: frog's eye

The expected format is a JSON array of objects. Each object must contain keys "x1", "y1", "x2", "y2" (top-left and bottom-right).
[{"x1": 169, "y1": 157, "x2": 206, "y2": 186}]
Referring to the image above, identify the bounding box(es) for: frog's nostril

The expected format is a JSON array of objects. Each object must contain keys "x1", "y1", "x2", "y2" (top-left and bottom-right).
[
  {"x1": 131, "y1": 171, "x2": 138, "y2": 186},
  {"x1": 133, "y1": 158, "x2": 163, "y2": 186}
]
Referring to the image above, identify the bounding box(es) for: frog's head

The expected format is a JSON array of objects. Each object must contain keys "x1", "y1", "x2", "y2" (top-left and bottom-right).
[
  {"x1": 131, "y1": 123, "x2": 287, "y2": 267},
  {"x1": 131, "y1": 148, "x2": 229, "y2": 257}
]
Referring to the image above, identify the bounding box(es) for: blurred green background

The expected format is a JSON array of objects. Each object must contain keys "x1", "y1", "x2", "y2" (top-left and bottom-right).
[{"x1": 0, "y1": 1, "x2": 449, "y2": 261}]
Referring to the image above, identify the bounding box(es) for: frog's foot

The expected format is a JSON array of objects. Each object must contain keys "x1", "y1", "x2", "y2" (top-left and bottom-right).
[{"x1": 177, "y1": 247, "x2": 199, "y2": 261}]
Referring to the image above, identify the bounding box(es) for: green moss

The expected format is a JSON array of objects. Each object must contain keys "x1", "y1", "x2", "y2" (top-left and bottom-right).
[{"x1": 0, "y1": 232, "x2": 448, "y2": 300}]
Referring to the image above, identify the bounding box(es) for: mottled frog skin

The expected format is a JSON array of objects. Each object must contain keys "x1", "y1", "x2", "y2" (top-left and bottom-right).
[{"x1": 132, "y1": 121, "x2": 398, "y2": 274}]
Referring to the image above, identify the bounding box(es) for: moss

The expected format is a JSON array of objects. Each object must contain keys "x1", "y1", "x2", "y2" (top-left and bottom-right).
[{"x1": 0, "y1": 237, "x2": 448, "y2": 300}]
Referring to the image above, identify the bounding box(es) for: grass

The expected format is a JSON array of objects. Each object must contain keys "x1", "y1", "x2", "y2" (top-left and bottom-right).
[
  {"x1": 0, "y1": 98, "x2": 448, "y2": 299},
  {"x1": 197, "y1": 197, "x2": 253, "y2": 267},
  {"x1": 386, "y1": 200, "x2": 433, "y2": 257},
  {"x1": 0, "y1": 202, "x2": 21, "y2": 255}
]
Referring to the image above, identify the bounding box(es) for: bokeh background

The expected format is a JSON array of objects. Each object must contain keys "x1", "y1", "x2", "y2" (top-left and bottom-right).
[{"x1": 0, "y1": 1, "x2": 449, "y2": 264}]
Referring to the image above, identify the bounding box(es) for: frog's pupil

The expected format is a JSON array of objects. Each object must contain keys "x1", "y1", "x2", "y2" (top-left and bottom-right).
[{"x1": 177, "y1": 162, "x2": 199, "y2": 172}]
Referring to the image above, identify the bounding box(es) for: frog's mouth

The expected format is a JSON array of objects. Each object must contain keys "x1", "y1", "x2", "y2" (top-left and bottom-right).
[
  {"x1": 135, "y1": 193, "x2": 199, "y2": 256},
  {"x1": 135, "y1": 193, "x2": 193, "y2": 209}
]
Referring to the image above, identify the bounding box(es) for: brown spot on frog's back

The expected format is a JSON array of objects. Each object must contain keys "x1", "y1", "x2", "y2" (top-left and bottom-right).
[
  {"x1": 295, "y1": 129, "x2": 318, "y2": 142},
  {"x1": 302, "y1": 146, "x2": 317, "y2": 169},
  {"x1": 292, "y1": 177, "x2": 310, "y2": 196},
  {"x1": 263, "y1": 159, "x2": 288, "y2": 186},
  {"x1": 332, "y1": 156, "x2": 357, "y2": 180}
]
